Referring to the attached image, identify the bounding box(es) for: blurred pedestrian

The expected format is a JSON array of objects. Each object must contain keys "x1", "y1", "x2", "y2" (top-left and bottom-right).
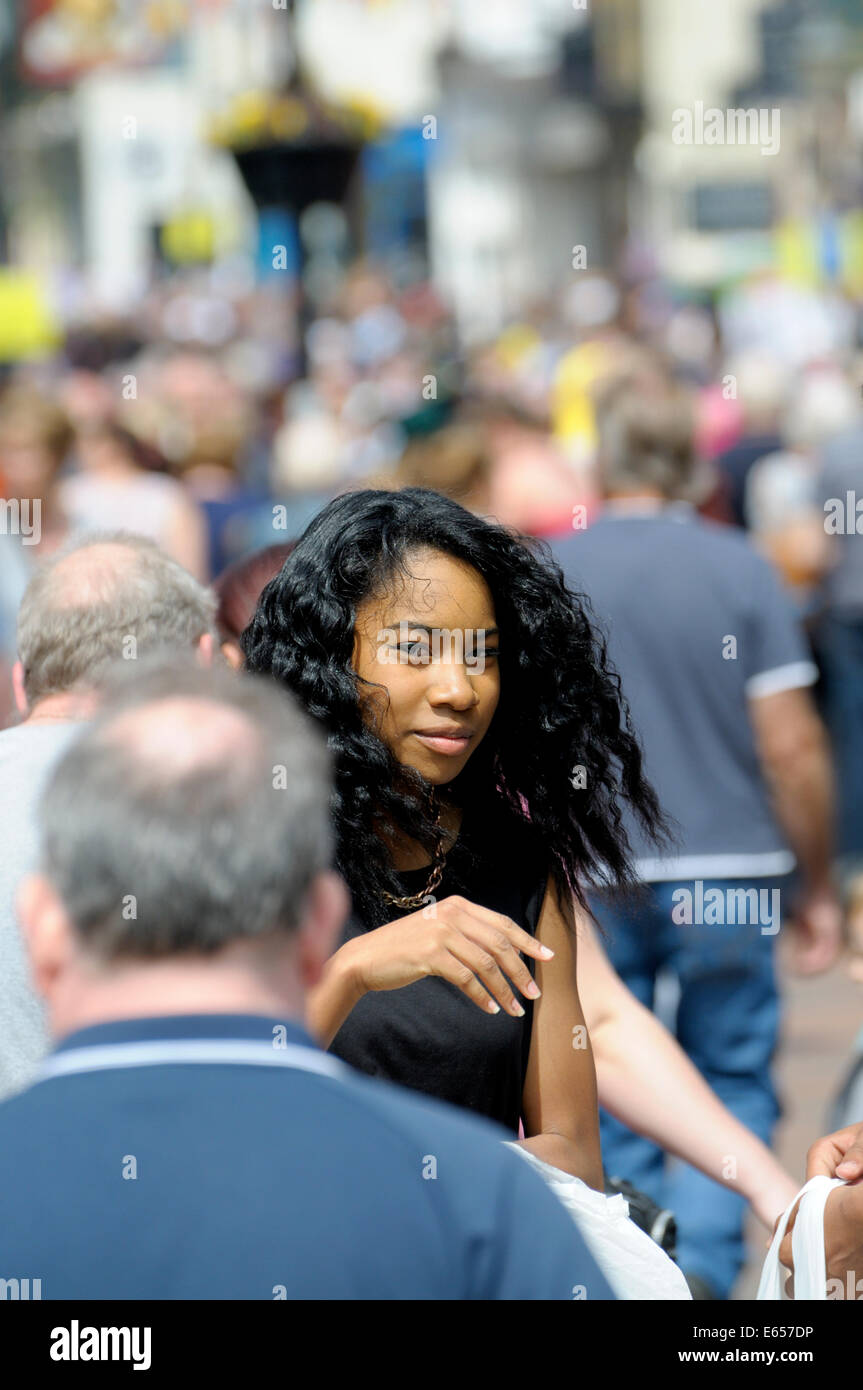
[
  {"x1": 552, "y1": 373, "x2": 842, "y2": 1299},
  {"x1": 213, "y1": 542, "x2": 295, "y2": 669},
  {"x1": 61, "y1": 422, "x2": 209, "y2": 580},
  {"x1": 385, "y1": 424, "x2": 493, "y2": 517},
  {"x1": 0, "y1": 387, "x2": 74, "y2": 720},
  {"x1": 813, "y1": 388, "x2": 863, "y2": 937},
  {"x1": 713, "y1": 351, "x2": 788, "y2": 528}
]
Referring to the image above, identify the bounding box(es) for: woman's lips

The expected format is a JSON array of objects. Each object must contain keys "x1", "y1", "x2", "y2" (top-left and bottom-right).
[{"x1": 412, "y1": 732, "x2": 473, "y2": 756}]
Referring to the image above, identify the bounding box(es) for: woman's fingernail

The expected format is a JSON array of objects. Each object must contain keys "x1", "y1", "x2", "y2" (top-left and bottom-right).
[
  {"x1": 487, "y1": 1000, "x2": 500, "y2": 1014},
  {"x1": 525, "y1": 981, "x2": 541, "y2": 998},
  {"x1": 540, "y1": 946, "x2": 554, "y2": 959},
  {"x1": 512, "y1": 1002, "x2": 525, "y2": 1017}
]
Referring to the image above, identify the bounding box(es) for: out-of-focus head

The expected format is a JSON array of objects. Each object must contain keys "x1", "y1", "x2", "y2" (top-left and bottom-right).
[
  {"x1": 0, "y1": 388, "x2": 73, "y2": 498},
  {"x1": 391, "y1": 425, "x2": 491, "y2": 512},
  {"x1": 213, "y1": 543, "x2": 296, "y2": 668},
  {"x1": 58, "y1": 370, "x2": 116, "y2": 431},
  {"x1": 724, "y1": 351, "x2": 790, "y2": 433},
  {"x1": 784, "y1": 369, "x2": 860, "y2": 453},
  {"x1": 15, "y1": 532, "x2": 216, "y2": 714},
  {"x1": 595, "y1": 375, "x2": 705, "y2": 502},
  {"x1": 73, "y1": 421, "x2": 166, "y2": 475},
  {"x1": 17, "y1": 662, "x2": 347, "y2": 1027},
  {"x1": 32, "y1": 661, "x2": 334, "y2": 957}
]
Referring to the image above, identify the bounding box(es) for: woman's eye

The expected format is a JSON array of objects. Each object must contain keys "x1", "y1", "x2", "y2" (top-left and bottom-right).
[
  {"x1": 398, "y1": 641, "x2": 429, "y2": 663},
  {"x1": 468, "y1": 645, "x2": 499, "y2": 663}
]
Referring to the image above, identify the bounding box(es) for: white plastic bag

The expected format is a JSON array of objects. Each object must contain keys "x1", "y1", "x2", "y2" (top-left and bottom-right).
[
  {"x1": 503, "y1": 1142, "x2": 692, "y2": 1300},
  {"x1": 757, "y1": 1174, "x2": 847, "y2": 1300}
]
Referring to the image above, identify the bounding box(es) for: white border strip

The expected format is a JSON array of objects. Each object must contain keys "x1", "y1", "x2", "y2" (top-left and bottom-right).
[
  {"x1": 745, "y1": 661, "x2": 818, "y2": 699},
  {"x1": 37, "y1": 1038, "x2": 350, "y2": 1085},
  {"x1": 632, "y1": 850, "x2": 796, "y2": 882}
]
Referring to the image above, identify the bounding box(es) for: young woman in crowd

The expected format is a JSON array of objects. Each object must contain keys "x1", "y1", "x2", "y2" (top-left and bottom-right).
[{"x1": 242, "y1": 486, "x2": 667, "y2": 1186}]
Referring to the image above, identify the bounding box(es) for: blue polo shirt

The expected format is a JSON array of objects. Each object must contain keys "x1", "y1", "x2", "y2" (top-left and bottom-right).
[
  {"x1": 552, "y1": 504, "x2": 818, "y2": 881},
  {"x1": 0, "y1": 1012, "x2": 612, "y2": 1300}
]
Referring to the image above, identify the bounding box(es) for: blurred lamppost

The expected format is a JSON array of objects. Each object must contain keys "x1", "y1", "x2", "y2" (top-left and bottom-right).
[{"x1": 208, "y1": 1, "x2": 372, "y2": 377}]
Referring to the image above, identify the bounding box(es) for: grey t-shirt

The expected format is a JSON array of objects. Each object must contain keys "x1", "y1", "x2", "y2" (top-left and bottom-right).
[
  {"x1": 551, "y1": 506, "x2": 818, "y2": 880},
  {"x1": 0, "y1": 721, "x2": 81, "y2": 1098}
]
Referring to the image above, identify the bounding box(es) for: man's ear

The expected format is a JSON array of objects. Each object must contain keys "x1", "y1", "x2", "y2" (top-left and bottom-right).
[
  {"x1": 12, "y1": 660, "x2": 28, "y2": 716},
  {"x1": 16, "y1": 873, "x2": 76, "y2": 1001},
  {"x1": 296, "y1": 870, "x2": 350, "y2": 989},
  {"x1": 196, "y1": 632, "x2": 215, "y2": 668}
]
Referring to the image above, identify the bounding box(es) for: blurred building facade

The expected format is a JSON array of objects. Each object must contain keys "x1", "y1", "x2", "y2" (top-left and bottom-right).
[{"x1": 1, "y1": 1, "x2": 863, "y2": 340}]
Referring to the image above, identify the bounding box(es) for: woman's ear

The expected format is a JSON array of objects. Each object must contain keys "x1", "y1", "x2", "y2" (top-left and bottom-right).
[{"x1": 220, "y1": 640, "x2": 244, "y2": 671}]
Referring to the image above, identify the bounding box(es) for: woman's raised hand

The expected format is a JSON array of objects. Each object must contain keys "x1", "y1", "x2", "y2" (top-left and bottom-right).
[{"x1": 342, "y1": 895, "x2": 553, "y2": 1017}]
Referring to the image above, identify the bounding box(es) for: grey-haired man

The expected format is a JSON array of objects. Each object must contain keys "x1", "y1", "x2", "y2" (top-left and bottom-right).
[{"x1": 0, "y1": 532, "x2": 215, "y2": 1098}]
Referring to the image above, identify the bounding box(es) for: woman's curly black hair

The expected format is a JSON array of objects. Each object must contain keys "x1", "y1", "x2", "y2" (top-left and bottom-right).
[{"x1": 242, "y1": 487, "x2": 672, "y2": 924}]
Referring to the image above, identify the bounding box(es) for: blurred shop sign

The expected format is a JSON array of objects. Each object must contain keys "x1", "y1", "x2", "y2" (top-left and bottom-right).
[
  {"x1": 692, "y1": 182, "x2": 774, "y2": 234},
  {"x1": 19, "y1": 0, "x2": 188, "y2": 85},
  {"x1": 0, "y1": 271, "x2": 61, "y2": 361}
]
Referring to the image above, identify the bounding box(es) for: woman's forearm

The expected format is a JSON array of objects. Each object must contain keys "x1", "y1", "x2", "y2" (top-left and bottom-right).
[{"x1": 592, "y1": 998, "x2": 797, "y2": 1226}]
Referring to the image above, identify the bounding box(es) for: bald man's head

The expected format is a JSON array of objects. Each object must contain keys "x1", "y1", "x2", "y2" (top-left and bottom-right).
[
  {"x1": 37, "y1": 662, "x2": 334, "y2": 958},
  {"x1": 104, "y1": 697, "x2": 260, "y2": 785},
  {"x1": 16, "y1": 532, "x2": 216, "y2": 710},
  {"x1": 41, "y1": 541, "x2": 142, "y2": 610}
]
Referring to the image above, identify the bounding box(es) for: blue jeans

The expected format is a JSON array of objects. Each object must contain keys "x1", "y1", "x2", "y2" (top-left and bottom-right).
[{"x1": 588, "y1": 876, "x2": 787, "y2": 1298}]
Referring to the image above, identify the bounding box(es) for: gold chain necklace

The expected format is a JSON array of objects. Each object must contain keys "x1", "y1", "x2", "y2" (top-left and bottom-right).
[{"x1": 381, "y1": 789, "x2": 448, "y2": 911}]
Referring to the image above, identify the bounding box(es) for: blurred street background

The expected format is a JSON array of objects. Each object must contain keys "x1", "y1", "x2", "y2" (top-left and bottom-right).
[{"x1": 2, "y1": 0, "x2": 863, "y2": 1298}]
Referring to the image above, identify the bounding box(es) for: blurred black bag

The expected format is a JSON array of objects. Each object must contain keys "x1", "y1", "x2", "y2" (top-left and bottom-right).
[{"x1": 603, "y1": 1174, "x2": 678, "y2": 1260}]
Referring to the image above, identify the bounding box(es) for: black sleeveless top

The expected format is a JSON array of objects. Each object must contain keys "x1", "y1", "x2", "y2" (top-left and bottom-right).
[{"x1": 327, "y1": 796, "x2": 550, "y2": 1133}]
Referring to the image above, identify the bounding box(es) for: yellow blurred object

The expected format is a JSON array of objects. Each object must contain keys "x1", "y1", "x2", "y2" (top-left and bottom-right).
[
  {"x1": 269, "y1": 98, "x2": 310, "y2": 141},
  {"x1": 160, "y1": 211, "x2": 216, "y2": 265},
  {"x1": 58, "y1": 0, "x2": 116, "y2": 25},
  {"x1": 840, "y1": 212, "x2": 863, "y2": 296},
  {"x1": 775, "y1": 220, "x2": 819, "y2": 287},
  {"x1": 495, "y1": 324, "x2": 540, "y2": 369},
  {"x1": 0, "y1": 272, "x2": 61, "y2": 363},
  {"x1": 339, "y1": 95, "x2": 385, "y2": 140},
  {"x1": 554, "y1": 394, "x2": 596, "y2": 446},
  {"x1": 554, "y1": 341, "x2": 611, "y2": 395},
  {"x1": 230, "y1": 91, "x2": 271, "y2": 145},
  {"x1": 551, "y1": 341, "x2": 616, "y2": 446},
  {"x1": 144, "y1": 0, "x2": 188, "y2": 39},
  {"x1": 206, "y1": 84, "x2": 372, "y2": 152}
]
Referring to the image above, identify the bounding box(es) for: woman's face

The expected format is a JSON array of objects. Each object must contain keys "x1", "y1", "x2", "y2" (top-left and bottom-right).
[
  {"x1": 0, "y1": 432, "x2": 58, "y2": 498},
  {"x1": 352, "y1": 548, "x2": 501, "y2": 786}
]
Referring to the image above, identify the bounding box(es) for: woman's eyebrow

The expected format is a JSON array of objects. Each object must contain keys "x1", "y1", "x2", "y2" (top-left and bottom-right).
[{"x1": 392, "y1": 620, "x2": 500, "y2": 635}]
